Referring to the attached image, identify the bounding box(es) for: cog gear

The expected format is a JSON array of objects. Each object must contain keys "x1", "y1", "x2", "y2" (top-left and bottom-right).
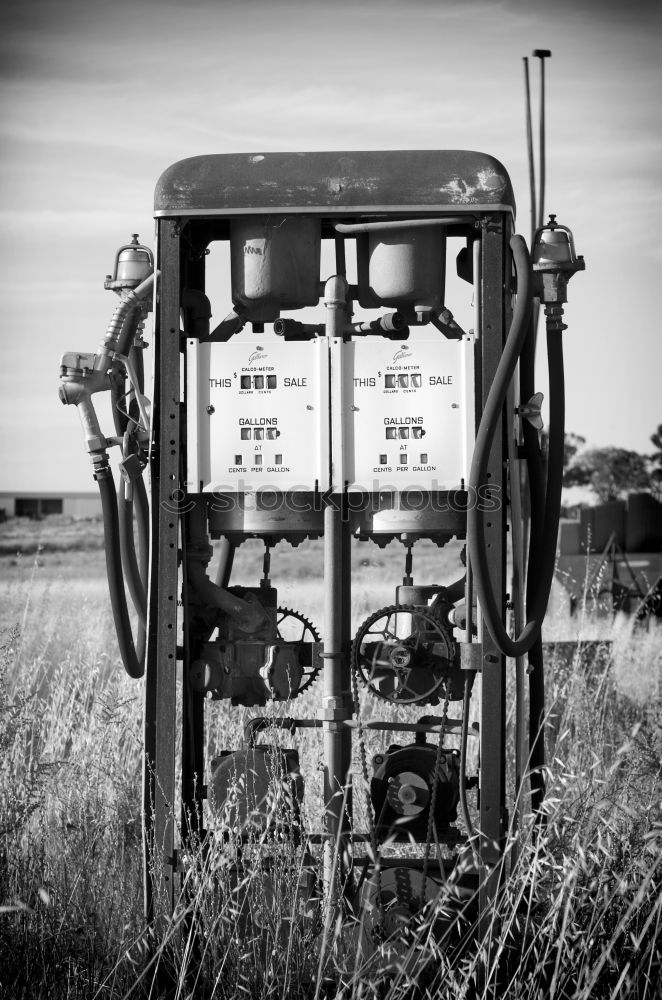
[
  {"x1": 275, "y1": 607, "x2": 321, "y2": 694},
  {"x1": 351, "y1": 604, "x2": 454, "y2": 705},
  {"x1": 371, "y1": 744, "x2": 460, "y2": 843},
  {"x1": 362, "y1": 867, "x2": 439, "y2": 948}
]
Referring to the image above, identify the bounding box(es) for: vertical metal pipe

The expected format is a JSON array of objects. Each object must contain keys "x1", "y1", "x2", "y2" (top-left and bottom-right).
[
  {"x1": 335, "y1": 235, "x2": 346, "y2": 278},
  {"x1": 477, "y1": 219, "x2": 508, "y2": 940},
  {"x1": 538, "y1": 57, "x2": 546, "y2": 230},
  {"x1": 181, "y1": 500, "x2": 208, "y2": 842},
  {"x1": 322, "y1": 502, "x2": 351, "y2": 895},
  {"x1": 324, "y1": 274, "x2": 349, "y2": 338},
  {"x1": 523, "y1": 57, "x2": 537, "y2": 248},
  {"x1": 531, "y1": 47, "x2": 552, "y2": 831},
  {"x1": 534, "y1": 49, "x2": 552, "y2": 230},
  {"x1": 322, "y1": 274, "x2": 352, "y2": 901},
  {"x1": 143, "y1": 219, "x2": 180, "y2": 921}
]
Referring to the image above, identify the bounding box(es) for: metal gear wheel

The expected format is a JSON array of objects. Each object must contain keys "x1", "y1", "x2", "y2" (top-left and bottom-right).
[
  {"x1": 275, "y1": 606, "x2": 321, "y2": 694},
  {"x1": 351, "y1": 604, "x2": 454, "y2": 705}
]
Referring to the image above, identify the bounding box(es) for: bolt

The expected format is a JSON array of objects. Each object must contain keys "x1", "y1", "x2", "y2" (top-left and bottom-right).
[{"x1": 206, "y1": 405, "x2": 215, "y2": 415}]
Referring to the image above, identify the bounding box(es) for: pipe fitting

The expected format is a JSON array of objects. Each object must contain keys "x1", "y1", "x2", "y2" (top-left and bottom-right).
[
  {"x1": 323, "y1": 275, "x2": 349, "y2": 339},
  {"x1": 274, "y1": 318, "x2": 322, "y2": 341},
  {"x1": 430, "y1": 307, "x2": 466, "y2": 340},
  {"x1": 324, "y1": 274, "x2": 349, "y2": 308},
  {"x1": 334, "y1": 217, "x2": 468, "y2": 234},
  {"x1": 95, "y1": 271, "x2": 157, "y2": 369},
  {"x1": 350, "y1": 312, "x2": 407, "y2": 339}
]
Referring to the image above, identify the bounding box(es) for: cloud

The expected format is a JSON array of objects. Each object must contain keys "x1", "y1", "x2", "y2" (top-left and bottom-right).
[{"x1": 1, "y1": 0, "x2": 661, "y2": 487}]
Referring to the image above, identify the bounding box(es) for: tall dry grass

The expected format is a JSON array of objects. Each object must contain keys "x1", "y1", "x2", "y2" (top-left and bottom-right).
[{"x1": 1, "y1": 537, "x2": 660, "y2": 998}]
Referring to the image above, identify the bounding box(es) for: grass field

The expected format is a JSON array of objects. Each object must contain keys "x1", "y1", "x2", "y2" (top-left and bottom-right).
[{"x1": 1, "y1": 516, "x2": 661, "y2": 999}]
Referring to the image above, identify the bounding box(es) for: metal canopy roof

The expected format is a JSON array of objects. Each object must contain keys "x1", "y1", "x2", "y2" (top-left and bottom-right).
[{"x1": 154, "y1": 150, "x2": 515, "y2": 218}]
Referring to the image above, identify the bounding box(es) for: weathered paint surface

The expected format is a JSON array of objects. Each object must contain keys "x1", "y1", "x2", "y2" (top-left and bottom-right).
[{"x1": 154, "y1": 150, "x2": 515, "y2": 216}]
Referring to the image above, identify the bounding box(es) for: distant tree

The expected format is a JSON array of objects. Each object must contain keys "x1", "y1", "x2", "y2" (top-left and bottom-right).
[
  {"x1": 563, "y1": 432, "x2": 586, "y2": 470},
  {"x1": 564, "y1": 445, "x2": 651, "y2": 503},
  {"x1": 650, "y1": 424, "x2": 662, "y2": 498},
  {"x1": 651, "y1": 424, "x2": 662, "y2": 479}
]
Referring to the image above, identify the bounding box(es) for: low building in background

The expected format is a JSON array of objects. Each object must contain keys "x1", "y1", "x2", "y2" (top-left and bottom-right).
[{"x1": 0, "y1": 492, "x2": 101, "y2": 520}]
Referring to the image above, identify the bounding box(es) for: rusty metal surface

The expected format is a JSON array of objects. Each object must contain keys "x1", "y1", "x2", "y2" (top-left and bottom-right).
[
  {"x1": 154, "y1": 150, "x2": 515, "y2": 217},
  {"x1": 476, "y1": 216, "x2": 509, "y2": 927},
  {"x1": 143, "y1": 219, "x2": 181, "y2": 919}
]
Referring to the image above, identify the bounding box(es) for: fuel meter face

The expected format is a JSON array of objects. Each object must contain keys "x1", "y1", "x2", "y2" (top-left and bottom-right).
[
  {"x1": 336, "y1": 338, "x2": 474, "y2": 492},
  {"x1": 186, "y1": 339, "x2": 329, "y2": 493}
]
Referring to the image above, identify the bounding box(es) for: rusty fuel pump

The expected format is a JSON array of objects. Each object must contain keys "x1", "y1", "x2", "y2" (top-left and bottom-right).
[{"x1": 60, "y1": 150, "x2": 583, "y2": 970}]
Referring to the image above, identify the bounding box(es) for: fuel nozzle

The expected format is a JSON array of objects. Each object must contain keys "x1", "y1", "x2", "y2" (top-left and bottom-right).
[
  {"x1": 104, "y1": 235, "x2": 154, "y2": 294},
  {"x1": 532, "y1": 215, "x2": 584, "y2": 308}
]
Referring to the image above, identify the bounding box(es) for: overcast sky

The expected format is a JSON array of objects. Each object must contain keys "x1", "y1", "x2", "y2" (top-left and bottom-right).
[{"x1": 2, "y1": 0, "x2": 661, "y2": 492}]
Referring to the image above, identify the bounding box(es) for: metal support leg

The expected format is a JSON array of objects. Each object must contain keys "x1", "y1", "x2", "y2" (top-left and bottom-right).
[
  {"x1": 477, "y1": 220, "x2": 509, "y2": 953},
  {"x1": 322, "y1": 500, "x2": 352, "y2": 904},
  {"x1": 143, "y1": 219, "x2": 180, "y2": 920}
]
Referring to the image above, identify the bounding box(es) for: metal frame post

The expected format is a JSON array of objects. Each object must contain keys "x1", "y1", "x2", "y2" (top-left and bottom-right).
[
  {"x1": 322, "y1": 501, "x2": 352, "y2": 898},
  {"x1": 322, "y1": 276, "x2": 353, "y2": 901},
  {"x1": 143, "y1": 218, "x2": 181, "y2": 919},
  {"x1": 181, "y1": 251, "x2": 208, "y2": 845},
  {"x1": 478, "y1": 217, "x2": 509, "y2": 922}
]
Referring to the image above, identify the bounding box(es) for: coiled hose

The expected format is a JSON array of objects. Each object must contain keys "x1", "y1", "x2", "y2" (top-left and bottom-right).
[
  {"x1": 468, "y1": 234, "x2": 565, "y2": 658},
  {"x1": 96, "y1": 461, "x2": 144, "y2": 679},
  {"x1": 118, "y1": 476, "x2": 147, "y2": 628},
  {"x1": 112, "y1": 322, "x2": 149, "y2": 668},
  {"x1": 520, "y1": 319, "x2": 548, "y2": 816},
  {"x1": 110, "y1": 311, "x2": 147, "y2": 437}
]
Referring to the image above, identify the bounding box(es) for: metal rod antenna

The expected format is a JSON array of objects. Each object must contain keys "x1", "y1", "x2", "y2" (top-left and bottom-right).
[
  {"x1": 530, "y1": 50, "x2": 551, "y2": 364},
  {"x1": 523, "y1": 57, "x2": 537, "y2": 247},
  {"x1": 534, "y1": 49, "x2": 552, "y2": 229}
]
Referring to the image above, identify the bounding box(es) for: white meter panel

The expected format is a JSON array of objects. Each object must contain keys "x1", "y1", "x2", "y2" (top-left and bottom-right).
[
  {"x1": 338, "y1": 337, "x2": 474, "y2": 492},
  {"x1": 187, "y1": 339, "x2": 329, "y2": 493}
]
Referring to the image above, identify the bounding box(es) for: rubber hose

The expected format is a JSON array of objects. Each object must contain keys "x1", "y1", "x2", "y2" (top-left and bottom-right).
[
  {"x1": 111, "y1": 379, "x2": 129, "y2": 436},
  {"x1": 132, "y1": 472, "x2": 148, "y2": 669},
  {"x1": 118, "y1": 477, "x2": 147, "y2": 627},
  {"x1": 134, "y1": 608, "x2": 146, "y2": 667},
  {"x1": 127, "y1": 345, "x2": 142, "y2": 426},
  {"x1": 96, "y1": 466, "x2": 144, "y2": 679},
  {"x1": 133, "y1": 476, "x2": 149, "y2": 663},
  {"x1": 527, "y1": 328, "x2": 566, "y2": 815},
  {"x1": 533, "y1": 327, "x2": 565, "y2": 632},
  {"x1": 134, "y1": 471, "x2": 149, "y2": 588},
  {"x1": 468, "y1": 235, "x2": 534, "y2": 652},
  {"x1": 519, "y1": 312, "x2": 546, "y2": 582},
  {"x1": 134, "y1": 341, "x2": 145, "y2": 394},
  {"x1": 110, "y1": 314, "x2": 142, "y2": 435},
  {"x1": 468, "y1": 236, "x2": 565, "y2": 657},
  {"x1": 519, "y1": 313, "x2": 548, "y2": 811}
]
